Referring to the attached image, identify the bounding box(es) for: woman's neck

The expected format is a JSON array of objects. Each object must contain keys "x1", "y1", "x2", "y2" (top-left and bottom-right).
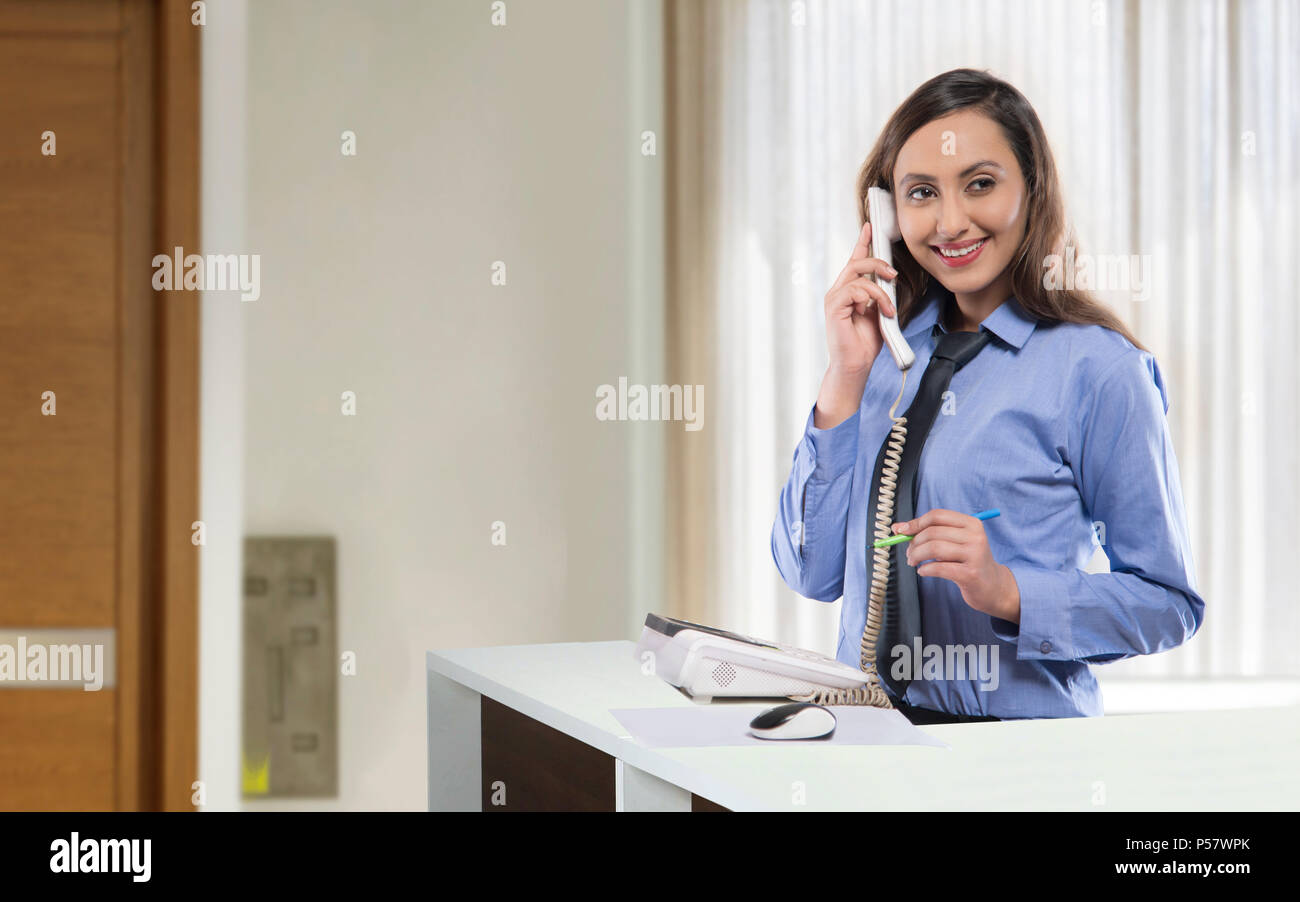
[{"x1": 948, "y1": 272, "x2": 1014, "y2": 331}]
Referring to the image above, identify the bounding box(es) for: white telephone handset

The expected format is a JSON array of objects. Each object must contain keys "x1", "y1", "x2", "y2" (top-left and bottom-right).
[{"x1": 867, "y1": 187, "x2": 915, "y2": 371}]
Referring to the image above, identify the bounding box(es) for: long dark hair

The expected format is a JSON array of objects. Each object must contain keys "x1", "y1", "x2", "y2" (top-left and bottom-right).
[{"x1": 855, "y1": 67, "x2": 1147, "y2": 352}]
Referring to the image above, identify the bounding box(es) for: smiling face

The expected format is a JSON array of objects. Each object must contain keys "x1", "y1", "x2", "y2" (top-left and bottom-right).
[{"x1": 892, "y1": 109, "x2": 1027, "y2": 309}]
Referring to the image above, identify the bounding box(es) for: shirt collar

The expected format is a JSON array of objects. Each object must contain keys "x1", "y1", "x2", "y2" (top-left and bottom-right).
[{"x1": 904, "y1": 280, "x2": 1038, "y2": 350}]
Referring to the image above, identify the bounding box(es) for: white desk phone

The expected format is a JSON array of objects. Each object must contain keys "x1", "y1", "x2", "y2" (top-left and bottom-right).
[{"x1": 635, "y1": 189, "x2": 922, "y2": 717}]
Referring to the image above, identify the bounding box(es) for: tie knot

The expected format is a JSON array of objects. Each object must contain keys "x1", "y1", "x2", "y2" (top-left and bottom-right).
[{"x1": 930, "y1": 326, "x2": 993, "y2": 371}]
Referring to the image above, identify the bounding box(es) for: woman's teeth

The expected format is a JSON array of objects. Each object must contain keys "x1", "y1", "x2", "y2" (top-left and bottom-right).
[{"x1": 937, "y1": 238, "x2": 987, "y2": 258}]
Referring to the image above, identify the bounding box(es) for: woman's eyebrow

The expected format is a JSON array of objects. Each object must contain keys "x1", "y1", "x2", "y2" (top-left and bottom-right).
[{"x1": 898, "y1": 160, "x2": 1006, "y2": 188}]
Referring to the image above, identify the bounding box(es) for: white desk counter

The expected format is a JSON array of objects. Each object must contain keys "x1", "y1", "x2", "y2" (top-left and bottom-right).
[{"x1": 427, "y1": 640, "x2": 1300, "y2": 811}]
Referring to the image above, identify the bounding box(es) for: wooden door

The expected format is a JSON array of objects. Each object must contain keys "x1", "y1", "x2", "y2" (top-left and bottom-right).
[{"x1": 0, "y1": 0, "x2": 198, "y2": 811}]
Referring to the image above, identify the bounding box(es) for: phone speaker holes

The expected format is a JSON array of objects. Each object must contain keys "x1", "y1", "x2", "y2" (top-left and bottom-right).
[{"x1": 711, "y1": 662, "x2": 737, "y2": 687}]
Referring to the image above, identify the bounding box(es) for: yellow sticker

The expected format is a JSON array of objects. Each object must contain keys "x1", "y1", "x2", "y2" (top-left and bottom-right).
[{"x1": 242, "y1": 753, "x2": 270, "y2": 795}]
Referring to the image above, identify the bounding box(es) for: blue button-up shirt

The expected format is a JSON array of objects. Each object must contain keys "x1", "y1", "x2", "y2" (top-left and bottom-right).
[{"x1": 771, "y1": 285, "x2": 1205, "y2": 719}]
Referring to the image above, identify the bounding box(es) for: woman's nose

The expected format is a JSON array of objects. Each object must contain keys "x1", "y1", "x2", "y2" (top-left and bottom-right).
[{"x1": 935, "y1": 202, "x2": 972, "y2": 240}]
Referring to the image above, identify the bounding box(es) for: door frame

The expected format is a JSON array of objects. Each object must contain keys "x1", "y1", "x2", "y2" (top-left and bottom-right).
[{"x1": 117, "y1": 0, "x2": 200, "y2": 812}]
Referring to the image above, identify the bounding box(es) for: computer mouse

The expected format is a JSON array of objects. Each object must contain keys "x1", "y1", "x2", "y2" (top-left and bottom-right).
[{"x1": 748, "y1": 702, "x2": 836, "y2": 740}]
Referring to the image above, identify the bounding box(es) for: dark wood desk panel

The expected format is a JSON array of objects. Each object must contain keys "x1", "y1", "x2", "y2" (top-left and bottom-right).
[{"x1": 480, "y1": 696, "x2": 730, "y2": 811}]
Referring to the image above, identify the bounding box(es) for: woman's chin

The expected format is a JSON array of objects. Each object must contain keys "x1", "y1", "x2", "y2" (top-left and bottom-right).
[{"x1": 924, "y1": 265, "x2": 999, "y2": 296}]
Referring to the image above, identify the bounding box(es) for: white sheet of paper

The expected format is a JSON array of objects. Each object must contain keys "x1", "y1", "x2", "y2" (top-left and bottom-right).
[{"x1": 609, "y1": 704, "x2": 950, "y2": 749}]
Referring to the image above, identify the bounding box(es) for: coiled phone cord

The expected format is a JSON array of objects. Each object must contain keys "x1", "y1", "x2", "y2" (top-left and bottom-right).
[{"x1": 792, "y1": 372, "x2": 910, "y2": 709}]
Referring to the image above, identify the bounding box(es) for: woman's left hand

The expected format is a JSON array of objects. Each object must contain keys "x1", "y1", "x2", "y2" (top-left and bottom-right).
[{"x1": 892, "y1": 509, "x2": 1021, "y2": 623}]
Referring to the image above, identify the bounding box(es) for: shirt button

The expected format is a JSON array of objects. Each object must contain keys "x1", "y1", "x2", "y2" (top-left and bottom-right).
[{"x1": 1039, "y1": 640, "x2": 1052, "y2": 654}]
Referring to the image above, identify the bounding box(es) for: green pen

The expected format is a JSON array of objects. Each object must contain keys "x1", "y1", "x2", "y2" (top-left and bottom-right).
[{"x1": 872, "y1": 509, "x2": 1000, "y2": 548}]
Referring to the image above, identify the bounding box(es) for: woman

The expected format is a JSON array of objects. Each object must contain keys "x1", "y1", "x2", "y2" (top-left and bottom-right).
[{"x1": 770, "y1": 68, "x2": 1204, "y2": 722}]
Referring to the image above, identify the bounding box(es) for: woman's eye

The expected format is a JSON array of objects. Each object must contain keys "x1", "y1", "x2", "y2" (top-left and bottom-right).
[
  {"x1": 969, "y1": 177, "x2": 995, "y2": 192},
  {"x1": 907, "y1": 186, "x2": 935, "y2": 201}
]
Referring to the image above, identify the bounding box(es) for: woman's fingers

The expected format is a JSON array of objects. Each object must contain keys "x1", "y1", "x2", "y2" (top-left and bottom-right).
[
  {"x1": 905, "y1": 524, "x2": 970, "y2": 545},
  {"x1": 829, "y1": 272, "x2": 894, "y2": 319},
  {"x1": 829, "y1": 222, "x2": 872, "y2": 292},
  {"x1": 905, "y1": 524, "x2": 980, "y2": 565},
  {"x1": 831, "y1": 255, "x2": 897, "y2": 299},
  {"x1": 851, "y1": 220, "x2": 872, "y2": 260},
  {"x1": 844, "y1": 277, "x2": 894, "y2": 317},
  {"x1": 895, "y1": 509, "x2": 972, "y2": 534},
  {"x1": 842, "y1": 256, "x2": 899, "y2": 281},
  {"x1": 907, "y1": 538, "x2": 972, "y2": 566},
  {"x1": 820, "y1": 222, "x2": 904, "y2": 374}
]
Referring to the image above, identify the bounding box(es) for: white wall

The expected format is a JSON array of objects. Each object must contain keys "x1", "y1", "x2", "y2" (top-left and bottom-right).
[
  {"x1": 199, "y1": 0, "x2": 248, "y2": 812},
  {"x1": 237, "y1": 0, "x2": 661, "y2": 809}
]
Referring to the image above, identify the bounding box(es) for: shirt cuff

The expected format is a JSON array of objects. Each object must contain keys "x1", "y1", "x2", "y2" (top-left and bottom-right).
[
  {"x1": 992, "y1": 565, "x2": 1074, "y2": 660},
  {"x1": 801, "y1": 403, "x2": 860, "y2": 480}
]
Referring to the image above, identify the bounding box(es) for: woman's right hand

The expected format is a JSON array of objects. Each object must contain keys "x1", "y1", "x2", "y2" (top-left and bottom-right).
[
  {"x1": 813, "y1": 221, "x2": 898, "y2": 429},
  {"x1": 823, "y1": 220, "x2": 898, "y2": 376}
]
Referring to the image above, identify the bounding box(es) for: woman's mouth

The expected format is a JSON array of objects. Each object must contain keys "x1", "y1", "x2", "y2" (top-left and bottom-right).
[{"x1": 932, "y1": 237, "x2": 989, "y2": 268}]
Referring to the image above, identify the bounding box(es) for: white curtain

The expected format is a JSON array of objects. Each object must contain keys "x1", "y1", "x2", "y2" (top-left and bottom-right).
[{"x1": 663, "y1": 0, "x2": 1300, "y2": 676}]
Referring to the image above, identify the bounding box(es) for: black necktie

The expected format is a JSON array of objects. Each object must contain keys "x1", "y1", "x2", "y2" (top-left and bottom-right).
[{"x1": 866, "y1": 324, "x2": 993, "y2": 700}]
